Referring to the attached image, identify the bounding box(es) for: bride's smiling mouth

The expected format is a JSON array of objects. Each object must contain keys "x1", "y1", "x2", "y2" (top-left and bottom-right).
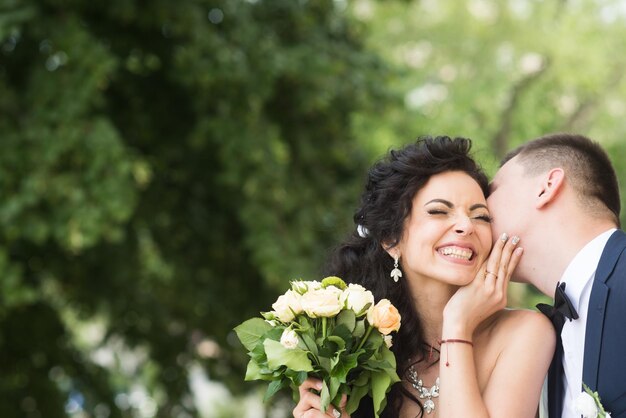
[{"x1": 436, "y1": 243, "x2": 476, "y2": 262}]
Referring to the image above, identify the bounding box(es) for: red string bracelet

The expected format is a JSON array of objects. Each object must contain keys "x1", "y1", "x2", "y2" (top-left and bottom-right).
[{"x1": 438, "y1": 339, "x2": 473, "y2": 367}]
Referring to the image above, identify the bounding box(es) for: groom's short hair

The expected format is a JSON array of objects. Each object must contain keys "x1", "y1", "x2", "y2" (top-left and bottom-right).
[{"x1": 502, "y1": 133, "x2": 620, "y2": 226}]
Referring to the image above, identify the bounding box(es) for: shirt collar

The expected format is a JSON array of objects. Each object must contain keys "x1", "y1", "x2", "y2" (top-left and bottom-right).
[{"x1": 559, "y1": 228, "x2": 616, "y2": 311}]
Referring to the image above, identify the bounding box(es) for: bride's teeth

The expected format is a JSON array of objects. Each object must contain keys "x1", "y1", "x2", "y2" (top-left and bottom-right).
[{"x1": 439, "y1": 246, "x2": 473, "y2": 260}]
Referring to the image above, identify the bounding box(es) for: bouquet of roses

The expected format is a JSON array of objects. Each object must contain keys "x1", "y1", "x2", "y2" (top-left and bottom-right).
[{"x1": 234, "y1": 276, "x2": 401, "y2": 417}]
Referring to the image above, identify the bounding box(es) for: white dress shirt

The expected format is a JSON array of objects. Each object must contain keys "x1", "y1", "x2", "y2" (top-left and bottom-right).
[{"x1": 560, "y1": 228, "x2": 616, "y2": 418}]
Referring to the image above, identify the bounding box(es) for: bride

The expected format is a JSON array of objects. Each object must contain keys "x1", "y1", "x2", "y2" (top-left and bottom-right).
[{"x1": 293, "y1": 136, "x2": 554, "y2": 418}]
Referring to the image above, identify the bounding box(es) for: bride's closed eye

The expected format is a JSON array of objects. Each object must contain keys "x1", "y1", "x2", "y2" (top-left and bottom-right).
[
  {"x1": 473, "y1": 213, "x2": 493, "y2": 223},
  {"x1": 427, "y1": 209, "x2": 448, "y2": 216}
]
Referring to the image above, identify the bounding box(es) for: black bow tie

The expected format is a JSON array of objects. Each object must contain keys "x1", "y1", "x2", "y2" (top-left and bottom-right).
[{"x1": 537, "y1": 282, "x2": 579, "y2": 327}]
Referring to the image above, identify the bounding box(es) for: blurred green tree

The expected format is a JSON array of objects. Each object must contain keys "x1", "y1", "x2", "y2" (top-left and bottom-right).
[
  {"x1": 2, "y1": 0, "x2": 626, "y2": 416},
  {"x1": 0, "y1": 0, "x2": 391, "y2": 416},
  {"x1": 352, "y1": 0, "x2": 626, "y2": 161}
]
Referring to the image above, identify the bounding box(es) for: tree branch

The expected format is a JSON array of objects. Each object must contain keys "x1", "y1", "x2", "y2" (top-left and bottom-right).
[{"x1": 491, "y1": 60, "x2": 550, "y2": 158}]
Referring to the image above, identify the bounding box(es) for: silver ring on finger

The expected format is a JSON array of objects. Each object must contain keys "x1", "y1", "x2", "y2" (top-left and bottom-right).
[
  {"x1": 332, "y1": 410, "x2": 341, "y2": 418},
  {"x1": 485, "y1": 270, "x2": 497, "y2": 279}
]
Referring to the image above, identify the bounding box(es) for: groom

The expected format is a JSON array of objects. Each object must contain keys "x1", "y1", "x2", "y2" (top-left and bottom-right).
[{"x1": 487, "y1": 133, "x2": 626, "y2": 418}]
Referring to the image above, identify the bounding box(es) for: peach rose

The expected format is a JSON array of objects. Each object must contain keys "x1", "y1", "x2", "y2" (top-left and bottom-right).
[{"x1": 366, "y1": 299, "x2": 401, "y2": 335}]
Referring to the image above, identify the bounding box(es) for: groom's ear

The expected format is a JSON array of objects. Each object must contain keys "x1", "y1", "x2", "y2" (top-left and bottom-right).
[{"x1": 535, "y1": 168, "x2": 565, "y2": 209}]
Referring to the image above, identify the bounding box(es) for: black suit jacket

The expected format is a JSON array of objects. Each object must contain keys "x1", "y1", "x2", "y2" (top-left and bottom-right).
[
  {"x1": 548, "y1": 230, "x2": 626, "y2": 417},
  {"x1": 548, "y1": 230, "x2": 626, "y2": 418},
  {"x1": 581, "y1": 229, "x2": 626, "y2": 417}
]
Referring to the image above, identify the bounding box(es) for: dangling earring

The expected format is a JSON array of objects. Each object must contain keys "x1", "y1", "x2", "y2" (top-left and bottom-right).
[{"x1": 390, "y1": 255, "x2": 402, "y2": 283}]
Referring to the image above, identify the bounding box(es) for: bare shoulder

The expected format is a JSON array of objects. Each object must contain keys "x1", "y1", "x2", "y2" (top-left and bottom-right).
[{"x1": 486, "y1": 309, "x2": 556, "y2": 350}]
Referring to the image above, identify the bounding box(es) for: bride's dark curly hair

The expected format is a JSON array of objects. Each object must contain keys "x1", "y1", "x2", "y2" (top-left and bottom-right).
[{"x1": 324, "y1": 136, "x2": 489, "y2": 417}]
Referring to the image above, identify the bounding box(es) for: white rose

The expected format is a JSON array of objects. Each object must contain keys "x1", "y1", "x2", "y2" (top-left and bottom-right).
[
  {"x1": 280, "y1": 329, "x2": 299, "y2": 349},
  {"x1": 575, "y1": 391, "x2": 599, "y2": 418},
  {"x1": 307, "y1": 281, "x2": 323, "y2": 291},
  {"x1": 384, "y1": 335, "x2": 393, "y2": 348},
  {"x1": 271, "y1": 290, "x2": 303, "y2": 323},
  {"x1": 291, "y1": 281, "x2": 309, "y2": 295},
  {"x1": 341, "y1": 284, "x2": 374, "y2": 316},
  {"x1": 300, "y1": 286, "x2": 343, "y2": 318}
]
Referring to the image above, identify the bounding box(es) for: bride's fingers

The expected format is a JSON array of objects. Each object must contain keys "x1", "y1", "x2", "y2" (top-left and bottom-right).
[
  {"x1": 483, "y1": 232, "x2": 509, "y2": 286},
  {"x1": 294, "y1": 379, "x2": 324, "y2": 418},
  {"x1": 299, "y1": 378, "x2": 323, "y2": 397},
  {"x1": 495, "y1": 235, "x2": 520, "y2": 293},
  {"x1": 294, "y1": 381, "x2": 347, "y2": 418}
]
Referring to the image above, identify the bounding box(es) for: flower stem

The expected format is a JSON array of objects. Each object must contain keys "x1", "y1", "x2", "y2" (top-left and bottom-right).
[
  {"x1": 322, "y1": 317, "x2": 327, "y2": 339},
  {"x1": 356, "y1": 325, "x2": 373, "y2": 351}
]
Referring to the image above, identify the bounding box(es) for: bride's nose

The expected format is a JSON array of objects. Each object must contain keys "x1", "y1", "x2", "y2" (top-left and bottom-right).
[{"x1": 453, "y1": 214, "x2": 474, "y2": 235}]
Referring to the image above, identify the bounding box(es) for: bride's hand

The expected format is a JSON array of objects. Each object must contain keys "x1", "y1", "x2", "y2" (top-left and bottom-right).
[
  {"x1": 442, "y1": 233, "x2": 523, "y2": 338},
  {"x1": 293, "y1": 378, "x2": 349, "y2": 418}
]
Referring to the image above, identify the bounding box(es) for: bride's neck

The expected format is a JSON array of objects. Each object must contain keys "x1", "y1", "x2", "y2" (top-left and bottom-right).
[{"x1": 408, "y1": 279, "x2": 457, "y2": 347}]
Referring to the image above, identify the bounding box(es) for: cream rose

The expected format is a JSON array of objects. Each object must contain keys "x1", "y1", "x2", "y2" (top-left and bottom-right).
[
  {"x1": 280, "y1": 329, "x2": 299, "y2": 349},
  {"x1": 271, "y1": 290, "x2": 303, "y2": 323},
  {"x1": 341, "y1": 284, "x2": 374, "y2": 316},
  {"x1": 575, "y1": 391, "x2": 599, "y2": 418},
  {"x1": 291, "y1": 280, "x2": 310, "y2": 295},
  {"x1": 384, "y1": 335, "x2": 393, "y2": 348},
  {"x1": 366, "y1": 299, "x2": 401, "y2": 335},
  {"x1": 300, "y1": 286, "x2": 343, "y2": 318}
]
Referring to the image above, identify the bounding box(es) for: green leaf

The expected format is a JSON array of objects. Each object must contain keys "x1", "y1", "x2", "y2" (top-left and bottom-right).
[
  {"x1": 364, "y1": 359, "x2": 393, "y2": 371},
  {"x1": 331, "y1": 383, "x2": 348, "y2": 412},
  {"x1": 381, "y1": 346, "x2": 399, "y2": 377},
  {"x1": 318, "y1": 356, "x2": 332, "y2": 374},
  {"x1": 298, "y1": 315, "x2": 313, "y2": 331},
  {"x1": 329, "y1": 377, "x2": 341, "y2": 407},
  {"x1": 301, "y1": 332, "x2": 318, "y2": 356},
  {"x1": 326, "y1": 335, "x2": 346, "y2": 350},
  {"x1": 249, "y1": 339, "x2": 268, "y2": 364},
  {"x1": 336, "y1": 309, "x2": 356, "y2": 332},
  {"x1": 264, "y1": 339, "x2": 313, "y2": 372},
  {"x1": 264, "y1": 379, "x2": 288, "y2": 402},
  {"x1": 364, "y1": 330, "x2": 383, "y2": 351},
  {"x1": 234, "y1": 318, "x2": 273, "y2": 351},
  {"x1": 353, "y1": 370, "x2": 370, "y2": 386},
  {"x1": 321, "y1": 276, "x2": 347, "y2": 289},
  {"x1": 371, "y1": 370, "x2": 392, "y2": 418},
  {"x1": 331, "y1": 324, "x2": 353, "y2": 347},
  {"x1": 332, "y1": 352, "x2": 360, "y2": 383},
  {"x1": 353, "y1": 320, "x2": 365, "y2": 338},
  {"x1": 320, "y1": 379, "x2": 331, "y2": 412},
  {"x1": 244, "y1": 360, "x2": 262, "y2": 381},
  {"x1": 286, "y1": 369, "x2": 309, "y2": 387},
  {"x1": 346, "y1": 382, "x2": 369, "y2": 415}
]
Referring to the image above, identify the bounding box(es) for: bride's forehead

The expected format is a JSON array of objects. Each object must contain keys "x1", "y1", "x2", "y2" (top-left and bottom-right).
[{"x1": 416, "y1": 173, "x2": 485, "y2": 200}]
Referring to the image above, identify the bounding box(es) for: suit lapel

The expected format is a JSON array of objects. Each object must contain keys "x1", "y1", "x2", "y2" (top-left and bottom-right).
[
  {"x1": 582, "y1": 230, "x2": 626, "y2": 390},
  {"x1": 583, "y1": 282, "x2": 608, "y2": 390}
]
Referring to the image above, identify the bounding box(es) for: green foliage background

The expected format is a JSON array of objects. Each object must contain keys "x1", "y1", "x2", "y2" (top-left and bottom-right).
[{"x1": 0, "y1": 0, "x2": 625, "y2": 417}]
